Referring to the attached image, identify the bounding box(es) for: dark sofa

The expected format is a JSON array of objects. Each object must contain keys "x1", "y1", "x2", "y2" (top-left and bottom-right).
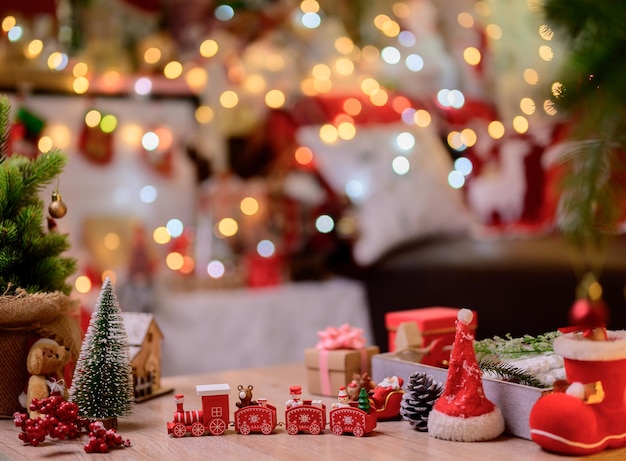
[{"x1": 358, "y1": 232, "x2": 626, "y2": 352}]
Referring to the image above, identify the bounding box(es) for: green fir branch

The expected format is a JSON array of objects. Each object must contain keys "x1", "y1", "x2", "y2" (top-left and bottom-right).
[
  {"x1": 474, "y1": 331, "x2": 559, "y2": 361},
  {"x1": 479, "y1": 359, "x2": 549, "y2": 389}
]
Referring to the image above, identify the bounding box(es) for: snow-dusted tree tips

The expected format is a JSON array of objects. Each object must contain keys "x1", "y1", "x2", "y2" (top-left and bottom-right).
[{"x1": 70, "y1": 278, "x2": 134, "y2": 422}]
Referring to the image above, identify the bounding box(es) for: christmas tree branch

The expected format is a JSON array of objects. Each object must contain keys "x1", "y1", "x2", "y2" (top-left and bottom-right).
[{"x1": 478, "y1": 359, "x2": 549, "y2": 389}]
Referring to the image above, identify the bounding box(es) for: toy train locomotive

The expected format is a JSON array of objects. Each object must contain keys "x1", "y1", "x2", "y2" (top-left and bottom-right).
[{"x1": 166, "y1": 383, "x2": 380, "y2": 437}]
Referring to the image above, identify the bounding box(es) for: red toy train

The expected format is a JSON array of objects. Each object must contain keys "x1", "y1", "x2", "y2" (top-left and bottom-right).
[{"x1": 166, "y1": 383, "x2": 377, "y2": 437}]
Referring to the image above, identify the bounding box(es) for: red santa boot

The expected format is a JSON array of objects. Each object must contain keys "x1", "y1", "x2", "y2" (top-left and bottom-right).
[{"x1": 529, "y1": 330, "x2": 626, "y2": 455}]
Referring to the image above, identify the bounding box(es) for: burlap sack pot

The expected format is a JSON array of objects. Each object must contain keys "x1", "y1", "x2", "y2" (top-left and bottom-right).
[{"x1": 0, "y1": 288, "x2": 82, "y2": 417}]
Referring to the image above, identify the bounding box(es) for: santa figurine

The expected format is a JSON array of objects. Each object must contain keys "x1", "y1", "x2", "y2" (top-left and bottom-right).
[
  {"x1": 285, "y1": 385, "x2": 303, "y2": 408},
  {"x1": 428, "y1": 308, "x2": 505, "y2": 442},
  {"x1": 332, "y1": 386, "x2": 351, "y2": 409},
  {"x1": 370, "y1": 376, "x2": 403, "y2": 409}
]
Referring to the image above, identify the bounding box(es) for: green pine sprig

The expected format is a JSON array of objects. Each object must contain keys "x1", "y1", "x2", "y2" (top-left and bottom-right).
[
  {"x1": 478, "y1": 358, "x2": 549, "y2": 389},
  {"x1": 474, "y1": 331, "x2": 559, "y2": 361}
]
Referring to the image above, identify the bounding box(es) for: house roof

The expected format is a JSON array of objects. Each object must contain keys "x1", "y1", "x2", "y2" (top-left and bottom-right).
[{"x1": 122, "y1": 312, "x2": 162, "y2": 346}]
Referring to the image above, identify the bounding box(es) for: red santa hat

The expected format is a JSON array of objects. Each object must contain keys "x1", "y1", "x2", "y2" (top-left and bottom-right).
[
  {"x1": 289, "y1": 385, "x2": 302, "y2": 395},
  {"x1": 428, "y1": 309, "x2": 505, "y2": 442},
  {"x1": 337, "y1": 386, "x2": 348, "y2": 398}
]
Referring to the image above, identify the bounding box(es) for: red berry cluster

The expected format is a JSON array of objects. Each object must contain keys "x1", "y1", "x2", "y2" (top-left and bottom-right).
[
  {"x1": 84, "y1": 421, "x2": 132, "y2": 453},
  {"x1": 13, "y1": 394, "x2": 88, "y2": 446}
]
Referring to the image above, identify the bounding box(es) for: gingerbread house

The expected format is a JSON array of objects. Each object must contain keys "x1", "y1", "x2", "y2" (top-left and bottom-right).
[{"x1": 122, "y1": 312, "x2": 170, "y2": 402}]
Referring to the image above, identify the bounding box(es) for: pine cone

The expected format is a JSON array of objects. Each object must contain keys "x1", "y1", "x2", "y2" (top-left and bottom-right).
[{"x1": 400, "y1": 371, "x2": 444, "y2": 432}]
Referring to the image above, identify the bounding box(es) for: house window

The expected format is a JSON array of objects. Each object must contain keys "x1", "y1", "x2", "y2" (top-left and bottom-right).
[{"x1": 146, "y1": 332, "x2": 153, "y2": 342}]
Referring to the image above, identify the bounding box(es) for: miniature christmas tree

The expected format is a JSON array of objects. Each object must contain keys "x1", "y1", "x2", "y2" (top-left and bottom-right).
[
  {"x1": 0, "y1": 95, "x2": 76, "y2": 295},
  {"x1": 357, "y1": 387, "x2": 370, "y2": 414},
  {"x1": 69, "y1": 278, "x2": 134, "y2": 427}
]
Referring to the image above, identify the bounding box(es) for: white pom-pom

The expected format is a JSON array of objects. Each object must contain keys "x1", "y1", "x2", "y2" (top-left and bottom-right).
[
  {"x1": 457, "y1": 308, "x2": 473, "y2": 325},
  {"x1": 565, "y1": 382, "x2": 586, "y2": 400}
]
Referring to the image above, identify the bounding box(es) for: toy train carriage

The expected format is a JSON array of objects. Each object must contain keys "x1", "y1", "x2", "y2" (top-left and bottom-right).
[
  {"x1": 329, "y1": 405, "x2": 377, "y2": 437},
  {"x1": 285, "y1": 400, "x2": 327, "y2": 435},
  {"x1": 167, "y1": 384, "x2": 231, "y2": 437},
  {"x1": 234, "y1": 403, "x2": 278, "y2": 435}
]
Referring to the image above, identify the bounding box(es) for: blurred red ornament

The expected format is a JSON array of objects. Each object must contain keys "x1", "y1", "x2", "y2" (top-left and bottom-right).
[{"x1": 568, "y1": 298, "x2": 609, "y2": 329}]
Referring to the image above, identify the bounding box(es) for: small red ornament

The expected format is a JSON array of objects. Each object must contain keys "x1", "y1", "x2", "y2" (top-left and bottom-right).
[{"x1": 568, "y1": 298, "x2": 609, "y2": 330}]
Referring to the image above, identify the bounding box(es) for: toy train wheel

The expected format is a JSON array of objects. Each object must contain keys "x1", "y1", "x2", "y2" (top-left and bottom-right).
[
  {"x1": 261, "y1": 422, "x2": 273, "y2": 435},
  {"x1": 191, "y1": 422, "x2": 205, "y2": 437},
  {"x1": 209, "y1": 419, "x2": 226, "y2": 435},
  {"x1": 309, "y1": 423, "x2": 321, "y2": 435},
  {"x1": 239, "y1": 424, "x2": 251, "y2": 435},
  {"x1": 286, "y1": 423, "x2": 299, "y2": 435},
  {"x1": 332, "y1": 424, "x2": 343, "y2": 436},
  {"x1": 172, "y1": 423, "x2": 186, "y2": 438},
  {"x1": 353, "y1": 426, "x2": 364, "y2": 437}
]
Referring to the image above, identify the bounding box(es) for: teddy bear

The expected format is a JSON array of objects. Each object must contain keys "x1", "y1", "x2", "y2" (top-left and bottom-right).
[
  {"x1": 236, "y1": 384, "x2": 257, "y2": 408},
  {"x1": 21, "y1": 338, "x2": 72, "y2": 418}
]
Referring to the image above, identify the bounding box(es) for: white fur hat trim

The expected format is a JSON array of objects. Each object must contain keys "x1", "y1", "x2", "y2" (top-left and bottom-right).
[
  {"x1": 428, "y1": 406, "x2": 505, "y2": 442},
  {"x1": 554, "y1": 331, "x2": 626, "y2": 361}
]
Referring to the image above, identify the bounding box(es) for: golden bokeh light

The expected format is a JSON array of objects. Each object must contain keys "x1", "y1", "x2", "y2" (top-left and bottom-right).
[
  {"x1": 220, "y1": 90, "x2": 239, "y2": 108},
  {"x1": 334, "y1": 36, "x2": 354, "y2": 55},
  {"x1": 1, "y1": 16, "x2": 16, "y2": 32},
  {"x1": 74, "y1": 275, "x2": 92, "y2": 294},
  {"x1": 153, "y1": 226, "x2": 172, "y2": 244},
  {"x1": 38, "y1": 136, "x2": 53, "y2": 153},
  {"x1": 513, "y1": 115, "x2": 529, "y2": 134},
  {"x1": 520, "y1": 97, "x2": 536, "y2": 115},
  {"x1": 461, "y1": 128, "x2": 477, "y2": 147},
  {"x1": 104, "y1": 232, "x2": 121, "y2": 250},
  {"x1": 164, "y1": 61, "x2": 183, "y2": 79},
  {"x1": 335, "y1": 57, "x2": 354, "y2": 76},
  {"x1": 241, "y1": 197, "x2": 260, "y2": 216},
  {"x1": 295, "y1": 146, "x2": 314, "y2": 165},
  {"x1": 85, "y1": 110, "x2": 101, "y2": 128},
  {"x1": 195, "y1": 105, "x2": 214, "y2": 124},
  {"x1": 457, "y1": 12, "x2": 474, "y2": 28},
  {"x1": 538, "y1": 45, "x2": 554, "y2": 61},
  {"x1": 244, "y1": 74, "x2": 266, "y2": 94},
  {"x1": 217, "y1": 217, "x2": 238, "y2": 237},
  {"x1": 265, "y1": 89, "x2": 286, "y2": 108},
  {"x1": 486, "y1": 24, "x2": 502, "y2": 40},
  {"x1": 166, "y1": 252, "x2": 184, "y2": 271},
  {"x1": 301, "y1": 0, "x2": 320, "y2": 14},
  {"x1": 319, "y1": 124, "x2": 339, "y2": 144},
  {"x1": 73, "y1": 62, "x2": 88, "y2": 78},
  {"x1": 185, "y1": 67, "x2": 208, "y2": 92},
  {"x1": 144, "y1": 47, "x2": 161, "y2": 64},
  {"x1": 73, "y1": 77, "x2": 89, "y2": 94},
  {"x1": 523, "y1": 68, "x2": 539, "y2": 85},
  {"x1": 343, "y1": 98, "x2": 362, "y2": 116},
  {"x1": 487, "y1": 120, "x2": 505, "y2": 139},
  {"x1": 337, "y1": 121, "x2": 357, "y2": 140},
  {"x1": 414, "y1": 109, "x2": 432, "y2": 128},
  {"x1": 369, "y1": 88, "x2": 388, "y2": 106},
  {"x1": 200, "y1": 39, "x2": 218, "y2": 58},
  {"x1": 25, "y1": 40, "x2": 43, "y2": 59},
  {"x1": 463, "y1": 47, "x2": 481, "y2": 66}
]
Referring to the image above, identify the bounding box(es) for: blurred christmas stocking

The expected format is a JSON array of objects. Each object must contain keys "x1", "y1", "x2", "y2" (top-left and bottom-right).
[
  {"x1": 9, "y1": 106, "x2": 46, "y2": 158},
  {"x1": 529, "y1": 329, "x2": 626, "y2": 455},
  {"x1": 78, "y1": 121, "x2": 114, "y2": 165}
]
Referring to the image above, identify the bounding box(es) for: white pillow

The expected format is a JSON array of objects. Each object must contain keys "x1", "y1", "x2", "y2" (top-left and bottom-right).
[{"x1": 296, "y1": 122, "x2": 471, "y2": 265}]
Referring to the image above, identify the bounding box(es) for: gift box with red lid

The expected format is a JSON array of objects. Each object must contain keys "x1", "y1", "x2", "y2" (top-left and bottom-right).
[
  {"x1": 385, "y1": 307, "x2": 477, "y2": 366},
  {"x1": 304, "y1": 324, "x2": 379, "y2": 397}
]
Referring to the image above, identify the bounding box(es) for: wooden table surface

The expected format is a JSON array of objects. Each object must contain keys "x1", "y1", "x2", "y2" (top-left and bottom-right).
[{"x1": 1, "y1": 363, "x2": 624, "y2": 460}]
